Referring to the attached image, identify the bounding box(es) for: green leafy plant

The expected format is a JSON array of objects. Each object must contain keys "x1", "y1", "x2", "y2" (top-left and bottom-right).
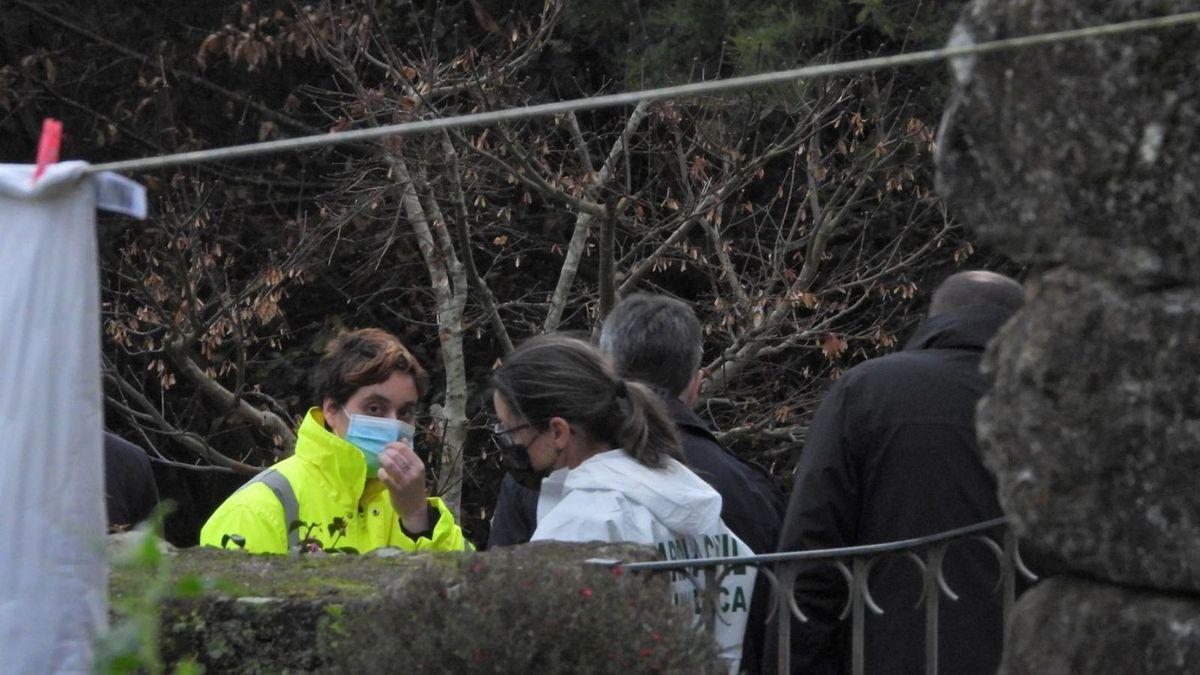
[
  {"x1": 95, "y1": 503, "x2": 211, "y2": 675},
  {"x1": 288, "y1": 517, "x2": 360, "y2": 555}
]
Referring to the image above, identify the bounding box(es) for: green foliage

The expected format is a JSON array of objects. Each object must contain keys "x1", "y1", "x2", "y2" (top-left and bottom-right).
[
  {"x1": 288, "y1": 517, "x2": 360, "y2": 554},
  {"x1": 850, "y1": 0, "x2": 964, "y2": 43},
  {"x1": 559, "y1": 0, "x2": 968, "y2": 88},
  {"x1": 107, "y1": 542, "x2": 710, "y2": 672},
  {"x1": 725, "y1": 6, "x2": 825, "y2": 72},
  {"x1": 96, "y1": 503, "x2": 212, "y2": 675}
]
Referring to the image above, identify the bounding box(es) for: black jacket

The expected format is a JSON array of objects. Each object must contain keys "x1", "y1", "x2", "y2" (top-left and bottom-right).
[
  {"x1": 488, "y1": 394, "x2": 786, "y2": 673},
  {"x1": 104, "y1": 432, "x2": 159, "y2": 529},
  {"x1": 773, "y1": 304, "x2": 1014, "y2": 674}
]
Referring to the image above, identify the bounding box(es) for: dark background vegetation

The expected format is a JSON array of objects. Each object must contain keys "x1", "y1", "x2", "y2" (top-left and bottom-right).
[{"x1": 0, "y1": 0, "x2": 1016, "y2": 547}]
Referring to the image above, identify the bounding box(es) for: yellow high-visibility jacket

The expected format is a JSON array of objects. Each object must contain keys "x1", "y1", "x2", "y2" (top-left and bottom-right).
[{"x1": 200, "y1": 408, "x2": 471, "y2": 554}]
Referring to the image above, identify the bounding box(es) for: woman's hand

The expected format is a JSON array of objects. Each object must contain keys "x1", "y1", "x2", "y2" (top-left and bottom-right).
[{"x1": 377, "y1": 440, "x2": 430, "y2": 533}]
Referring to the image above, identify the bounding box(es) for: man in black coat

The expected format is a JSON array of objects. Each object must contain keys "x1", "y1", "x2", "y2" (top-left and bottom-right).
[
  {"x1": 489, "y1": 293, "x2": 785, "y2": 671},
  {"x1": 773, "y1": 270, "x2": 1024, "y2": 674}
]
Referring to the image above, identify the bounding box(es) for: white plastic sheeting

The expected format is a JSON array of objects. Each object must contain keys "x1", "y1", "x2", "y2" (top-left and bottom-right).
[{"x1": 0, "y1": 161, "x2": 142, "y2": 674}]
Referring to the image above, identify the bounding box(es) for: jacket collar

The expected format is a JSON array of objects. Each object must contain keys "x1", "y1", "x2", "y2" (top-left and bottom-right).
[
  {"x1": 556, "y1": 450, "x2": 723, "y2": 535},
  {"x1": 903, "y1": 303, "x2": 1016, "y2": 352},
  {"x1": 295, "y1": 407, "x2": 371, "y2": 499},
  {"x1": 659, "y1": 393, "x2": 717, "y2": 440}
]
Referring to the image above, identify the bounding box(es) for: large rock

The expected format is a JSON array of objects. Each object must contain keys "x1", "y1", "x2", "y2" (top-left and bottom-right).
[
  {"x1": 109, "y1": 542, "x2": 719, "y2": 673},
  {"x1": 1003, "y1": 575, "x2": 1200, "y2": 673},
  {"x1": 977, "y1": 269, "x2": 1200, "y2": 591},
  {"x1": 935, "y1": 0, "x2": 1200, "y2": 284}
]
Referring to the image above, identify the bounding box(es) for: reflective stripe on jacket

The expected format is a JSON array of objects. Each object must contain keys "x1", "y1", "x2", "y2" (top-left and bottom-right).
[{"x1": 200, "y1": 407, "x2": 471, "y2": 554}]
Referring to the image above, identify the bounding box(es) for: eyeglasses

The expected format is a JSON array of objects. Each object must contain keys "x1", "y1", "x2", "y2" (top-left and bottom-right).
[{"x1": 490, "y1": 421, "x2": 533, "y2": 447}]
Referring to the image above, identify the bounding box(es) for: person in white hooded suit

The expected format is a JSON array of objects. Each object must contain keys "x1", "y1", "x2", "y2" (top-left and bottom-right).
[{"x1": 492, "y1": 335, "x2": 757, "y2": 671}]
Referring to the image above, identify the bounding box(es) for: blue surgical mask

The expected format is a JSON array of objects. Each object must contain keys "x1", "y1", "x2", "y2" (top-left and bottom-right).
[{"x1": 344, "y1": 414, "x2": 415, "y2": 473}]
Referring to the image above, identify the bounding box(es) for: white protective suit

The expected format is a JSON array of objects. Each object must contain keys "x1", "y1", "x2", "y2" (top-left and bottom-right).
[{"x1": 532, "y1": 449, "x2": 757, "y2": 672}]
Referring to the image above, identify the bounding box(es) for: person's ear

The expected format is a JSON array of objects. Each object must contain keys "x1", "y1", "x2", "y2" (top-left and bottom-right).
[
  {"x1": 322, "y1": 397, "x2": 349, "y2": 434},
  {"x1": 547, "y1": 416, "x2": 572, "y2": 449},
  {"x1": 321, "y1": 397, "x2": 340, "y2": 421},
  {"x1": 680, "y1": 369, "x2": 704, "y2": 406}
]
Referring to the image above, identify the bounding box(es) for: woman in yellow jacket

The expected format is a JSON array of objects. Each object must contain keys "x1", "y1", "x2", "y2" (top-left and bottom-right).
[{"x1": 200, "y1": 328, "x2": 470, "y2": 554}]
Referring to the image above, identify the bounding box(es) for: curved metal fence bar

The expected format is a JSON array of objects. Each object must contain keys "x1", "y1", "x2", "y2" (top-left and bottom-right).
[
  {"x1": 585, "y1": 517, "x2": 1037, "y2": 675},
  {"x1": 585, "y1": 516, "x2": 1008, "y2": 571}
]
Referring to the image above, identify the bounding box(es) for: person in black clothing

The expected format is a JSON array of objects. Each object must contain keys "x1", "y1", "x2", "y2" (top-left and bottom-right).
[
  {"x1": 773, "y1": 270, "x2": 1025, "y2": 674},
  {"x1": 489, "y1": 293, "x2": 785, "y2": 672},
  {"x1": 104, "y1": 432, "x2": 159, "y2": 529}
]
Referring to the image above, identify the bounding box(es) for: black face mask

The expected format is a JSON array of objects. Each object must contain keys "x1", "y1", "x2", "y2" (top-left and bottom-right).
[{"x1": 498, "y1": 437, "x2": 553, "y2": 491}]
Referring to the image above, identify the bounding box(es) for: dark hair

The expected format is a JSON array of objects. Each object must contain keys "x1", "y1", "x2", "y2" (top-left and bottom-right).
[
  {"x1": 597, "y1": 294, "x2": 702, "y2": 397},
  {"x1": 310, "y1": 328, "x2": 428, "y2": 405},
  {"x1": 491, "y1": 334, "x2": 682, "y2": 469},
  {"x1": 929, "y1": 270, "x2": 1025, "y2": 317}
]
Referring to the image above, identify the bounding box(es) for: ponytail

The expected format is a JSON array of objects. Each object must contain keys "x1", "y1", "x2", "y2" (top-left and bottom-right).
[
  {"x1": 616, "y1": 380, "x2": 681, "y2": 468},
  {"x1": 492, "y1": 334, "x2": 682, "y2": 468}
]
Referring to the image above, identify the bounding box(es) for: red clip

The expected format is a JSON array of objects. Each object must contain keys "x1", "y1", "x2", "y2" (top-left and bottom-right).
[{"x1": 32, "y1": 118, "x2": 63, "y2": 184}]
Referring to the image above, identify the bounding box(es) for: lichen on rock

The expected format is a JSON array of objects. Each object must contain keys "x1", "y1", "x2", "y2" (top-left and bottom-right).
[
  {"x1": 111, "y1": 542, "x2": 719, "y2": 673},
  {"x1": 936, "y1": 0, "x2": 1200, "y2": 286},
  {"x1": 936, "y1": 0, "x2": 1200, "y2": 670},
  {"x1": 977, "y1": 269, "x2": 1200, "y2": 592},
  {"x1": 1002, "y1": 576, "x2": 1200, "y2": 673}
]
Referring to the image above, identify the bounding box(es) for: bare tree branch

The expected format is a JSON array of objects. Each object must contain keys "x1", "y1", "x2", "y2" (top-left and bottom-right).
[
  {"x1": 103, "y1": 366, "x2": 261, "y2": 474},
  {"x1": 598, "y1": 198, "x2": 630, "y2": 322},
  {"x1": 388, "y1": 153, "x2": 470, "y2": 515},
  {"x1": 703, "y1": 203, "x2": 750, "y2": 308},
  {"x1": 564, "y1": 112, "x2": 597, "y2": 176},
  {"x1": 11, "y1": 0, "x2": 321, "y2": 137},
  {"x1": 163, "y1": 337, "x2": 297, "y2": 452},
  {"x1": 544, "y1": 101, "x2": 651, "y2": 330},
  {"x1": 441, "y1": 131, "x2": 514, "y2": 353}
]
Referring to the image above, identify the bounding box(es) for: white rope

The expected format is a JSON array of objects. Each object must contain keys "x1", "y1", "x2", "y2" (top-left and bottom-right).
[{"x1": 82, "y1": 11, "x2": 1200, "y2": 175}]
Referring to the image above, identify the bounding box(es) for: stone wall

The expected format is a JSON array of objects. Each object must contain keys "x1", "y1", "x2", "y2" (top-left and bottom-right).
[
  {"x1": 936, "y1": 1, "x2": 1200, "y2": 671},
  {"x1": 109, "y1": 541, "x2": 719, "y2": 673}
]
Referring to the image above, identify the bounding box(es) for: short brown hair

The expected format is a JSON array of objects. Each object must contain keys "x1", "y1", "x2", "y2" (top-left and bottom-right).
[{"x1": 309, "y1": 328, "x2": 428, "y2": 405}]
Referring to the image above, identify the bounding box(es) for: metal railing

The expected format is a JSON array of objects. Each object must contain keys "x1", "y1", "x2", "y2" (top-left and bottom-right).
[{"x1": 587, "y1": 518, "x2": 1038, "y2": 674}]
